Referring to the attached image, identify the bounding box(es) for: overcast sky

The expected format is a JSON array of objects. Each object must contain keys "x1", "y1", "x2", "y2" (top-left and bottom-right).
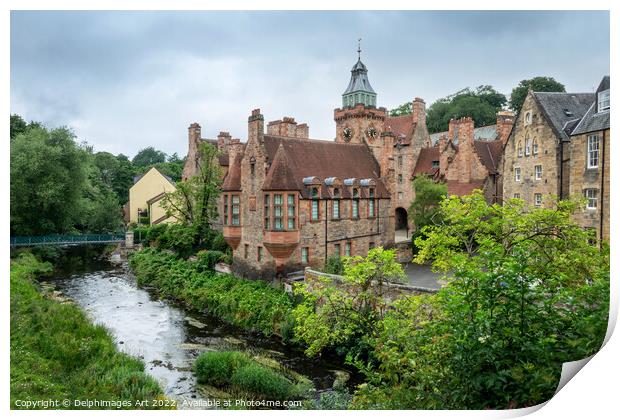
[{"x1": 11, "y1": 11, "x2": 609, "y2": 158}]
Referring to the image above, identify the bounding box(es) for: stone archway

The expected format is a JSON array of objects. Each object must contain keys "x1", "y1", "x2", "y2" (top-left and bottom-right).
[{"x1": 395, "y1": 207, "x2": 410, "y2": 242}]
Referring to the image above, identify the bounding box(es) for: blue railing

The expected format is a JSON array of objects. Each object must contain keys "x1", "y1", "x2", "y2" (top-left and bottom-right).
[{"x1": 10, "y1": 234, "x2": 125, "y2": 247}]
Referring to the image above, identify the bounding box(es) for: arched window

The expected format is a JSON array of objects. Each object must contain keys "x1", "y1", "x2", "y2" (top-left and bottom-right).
[
  {"x1": 249, "y1": 156, "x2": 256, "y2": 177},
  {"x1": 525, "y1": 112, "x2": 532, "y2": 125},
  {"x1": 532, "y1": 139, "x2": 539, "y2": 155},
  {"x1": 525, "y1": 139, "x2": 531, "y2": 156},
  {"x1": 517, "y1": 141, "x2": 523, "y2": 157}
]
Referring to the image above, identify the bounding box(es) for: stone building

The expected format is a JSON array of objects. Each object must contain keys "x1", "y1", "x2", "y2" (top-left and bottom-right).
[
  {"x1": 568, "y1": 76, "x2": 610, "y2": 242},
  {"x1": 182, "y1": 52, "x2": 436, "y2": 278},
  {"x1": 414, "y1": 111, "x2": 515, "y2": 203},
  {"x1": 502, "y1": 76, "x2": 610, "y2": 242}
]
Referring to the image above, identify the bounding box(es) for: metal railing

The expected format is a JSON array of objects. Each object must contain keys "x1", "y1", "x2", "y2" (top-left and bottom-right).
[{"x1": 10, "y1": 234, "x2": 125, "y2": 247}]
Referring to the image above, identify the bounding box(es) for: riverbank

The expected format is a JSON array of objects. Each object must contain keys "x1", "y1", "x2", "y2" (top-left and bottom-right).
[
  {"x1": 129, "y1": 248, "x2": 294, "y2": 337},
  {"x1": 10, "y1": 252, "x2": 170, "y2": 409}
]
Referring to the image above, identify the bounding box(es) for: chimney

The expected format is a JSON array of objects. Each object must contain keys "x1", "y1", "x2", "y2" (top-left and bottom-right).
[
  {"x1": 248, "y1": 108, "x2": 264, "y2": 144},
  {"x1": 412, "y1": 97, "x2": 427, "y2": 128},
  {"x1": 496, "y1": 110, "x2": 515, "y2": 144},
  {"x1": 438, "y1": 134, "x2": 448, "y2": 175},
  {"x1": 227, "y1": 138, "x2": 243, "y2": 164},
  {"x1": 188, "y1": 122, "x2": 201, "y2": 145},
  {"x1": 217, "y1": 131, "x2": 232, "y2": 152},
  {"x1": 448, "y1": 117, "x2": 474, "y2": 145},
  {"x1": 267, "y1": 117, "x2": 309, "y2": 139}
]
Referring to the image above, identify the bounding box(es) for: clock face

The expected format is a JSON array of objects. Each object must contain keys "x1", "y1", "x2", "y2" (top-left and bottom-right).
[
  {"x1": 367, "y1": 127, "x2": 377, "y2": 140},
  {"x1": 343, "y1": 127, "x2": 353, "y2": 142}
]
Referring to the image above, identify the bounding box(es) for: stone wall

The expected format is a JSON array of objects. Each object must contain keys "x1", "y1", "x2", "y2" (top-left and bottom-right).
[
  {"x1": 502, "y1": 92, "x2": 561, "y2": 206},
  {"x1": 569, "y1": 129, "x2": 610, "y2": 242}
]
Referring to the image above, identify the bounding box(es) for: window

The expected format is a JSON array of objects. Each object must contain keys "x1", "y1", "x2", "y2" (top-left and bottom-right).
[
  {"x1": 257, "y1": 246, "x2": 263, "y2": 262},
  {"x1": 398, "y1": 174, "x2": 403, "y2": 184},
  {"x1": 250, "y1": 156, "x2": 256, "y2": 177},
  {"x1": 585, "y1": 189, "x2": 598, "y2": 210},
  {"x1": 525, "y1": 112, "x2": 532, "y2": 125},
  {"x1": 244, "y1": 244, "x2": 249, "y2": 259},
  {"x1": 532, "y1": 140, "x2": 539, "y2": 155},
  {"x1": 301, "y1": 247, "x2": 309, "y2": 264},
  {"x1": 311, "y1": 200, "x2": 319, "y2": 220},
  {"x1": 223, "y1": 194, "x2": 229, "y2": 225},
  {"x1": 287, "y1": 194, "x2": 296, "y2": 229},
  {"x1": 352, "y1": 188, "x2": 359, "y2": 218},
  {"x1": 598, "y1": 89, "x2": 610, "y2": 111},
  {"x1": 334, "y1": 243, "x2": 341, "y2": 256},
  {"x1": 332, "y1": 188, "x2": 340, "y2": 220},
  {"x1": 231, "y1": 195, "x2": 240, "y2": 225},
  {"x1": 534, "y1": 193, "x2": 542, "y2": 207},
  {"x1": 274, "y1": 194, "x2": 283, "y2": 230},
  {"x1": 517, "y1": 141, "x2": 523, "y2": 157},
  {"x1": 514, "y1": 193, "x2": 521, "y2": 199},
  {"x1": 525, "y1": 139, "x2": 531, "y2": 156},
  {"x1": 515, "y1": 167, "x2": 521, "y2": 182},
  {"x1": 534, "y1": 165, "x2": 542, "y2": 180},
  {"x1": 368, "y1": 188, "x2": 375, "y2": 217},
  {"x1": 398, "y1": 155, "x2": 403, "y2": 167},
  {"x1": 345, "y1": 242, "x2": 351, "y2": 256},
  {"x1": 263, "y1": 195, "x2": 270, "y2": 229},
  {"x1": 432, "y1": 160, "x2": 440, "y2": 168},
  {"x1": 587, "y1": 135, "x2": 600, "y2": 168}
]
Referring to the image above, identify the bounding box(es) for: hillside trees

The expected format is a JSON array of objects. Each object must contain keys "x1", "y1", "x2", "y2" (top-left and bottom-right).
[{"x1": 509, "y1": 76, "x2": 566, "y2": 112}]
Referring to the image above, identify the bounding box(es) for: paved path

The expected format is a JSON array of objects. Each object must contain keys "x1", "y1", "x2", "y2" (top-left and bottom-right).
[{"x1": 401, "y1": 262, "x2": 444, "y2": 290}]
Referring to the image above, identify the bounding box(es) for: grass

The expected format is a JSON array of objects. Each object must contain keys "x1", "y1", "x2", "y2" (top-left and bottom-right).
[
  {"x1": 194, "y1": 350, "x2": 310, "y2": 403},
  {"x1": 10, "y1": 252, "x2": 170, "y2": 409}
]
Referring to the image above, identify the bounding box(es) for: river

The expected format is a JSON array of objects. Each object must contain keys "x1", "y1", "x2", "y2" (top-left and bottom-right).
[{"x1": 46, "y1": 246, "x2": 351, "y2": 408}]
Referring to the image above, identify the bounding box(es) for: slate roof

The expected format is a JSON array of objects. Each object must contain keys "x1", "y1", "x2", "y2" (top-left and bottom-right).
[
  {"x1": 532, "y1": 92, "x2": 594, "y2": 141},
  {"x1": 343, "y1": 58, "x2": 376, "y2": 95},
  {"x1": 262, "y1": 135, "x2": 389, "y2": 198},
  {"x1": 430, "y1": 124, "x2": 498, "y2": 144},
  {"x1": 571, "y1": 102, "x2": 610, "y2": 135}
]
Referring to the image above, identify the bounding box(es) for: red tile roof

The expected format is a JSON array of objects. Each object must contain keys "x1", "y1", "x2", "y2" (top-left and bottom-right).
[
  {"x1": 384, "y1": 115, "x2": 415, "y2": 139},
  {"x1": 412, "y1": 146, "x2": 440, "y2": 178},
  {"x1": 263, "y1": 143, "x2": 301, "y2": 191},
  {"x1": 263, "y1": 135, "x2": 389, "y2": 198},
  {"x1": 446, "y1": 180, "x2": 485, "y2": 196},
  {"x1": 473, "y1": 139, "x2": 503, "y2": 173},
  {"x1": 221, "y1": 153, "x2": 243, "y2": 191}
]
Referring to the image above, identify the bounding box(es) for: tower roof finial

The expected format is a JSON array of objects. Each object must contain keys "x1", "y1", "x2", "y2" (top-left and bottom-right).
[{"x1": 357, "y1": 38, "x2": 362, "y2": 60}]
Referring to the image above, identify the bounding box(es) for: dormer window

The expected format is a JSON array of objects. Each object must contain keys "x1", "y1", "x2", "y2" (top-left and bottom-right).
[
  {"x1": 432, "y1": 160, "x2": 439, "y2": 168},
  {"x1": 598, "y1": 89, "x2": 610, "y2": 112}
]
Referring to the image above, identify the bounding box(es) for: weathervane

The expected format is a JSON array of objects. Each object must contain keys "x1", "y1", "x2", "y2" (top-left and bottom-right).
[{"x1": 357, "y1": 38, "x2": 362, "y2": 59}]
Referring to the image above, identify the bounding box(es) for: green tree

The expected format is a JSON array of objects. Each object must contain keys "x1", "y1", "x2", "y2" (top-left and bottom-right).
[
  {"x1": 427, "y1": 85, "x2": 507, "y2": 133},
  {"x1": 10, "y1": 114, "x2": 42, "y2": 140},
  {"x1": 292, "y1": 247, "x2": 405, "y2": 358},
  {"x1": 354, "y1": 192, "x2": 609, "y2": 409},
  {"x1": 160, "y1": 142, "x2": 221, "y2": 244},
  {"x1": 92, "y1": 152, "x2": 135, "y2": 203},
  {"x1": 509, "y1": 77, "x2": 566, "y2": 112},
  {"x1": 389, "y1": 102, "x2": 412, "y2": 117},
  {"x1": 409, "y1": 175, "x2": 447, "y2": 230},
  {"x1": 11, "y1": 126, "x2": 89, "y2": 235},
  {"x1": 131, "y1": 146, "x2": 167, "y2": 167}
]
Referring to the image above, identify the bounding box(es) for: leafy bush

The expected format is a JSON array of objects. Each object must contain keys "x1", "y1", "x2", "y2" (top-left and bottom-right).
[
  {"x1": 195, "y1": 351, "x2": 250, "y2": 386},
  {"x1": 323, "y1": 255, "x2": 344, "y2": 275},
  {"x1": 231, "y1": 363, "x2": 293, "y2": 401},
  {"x1": 195, "y1": 250, "x2": 226, "y2": 272}
]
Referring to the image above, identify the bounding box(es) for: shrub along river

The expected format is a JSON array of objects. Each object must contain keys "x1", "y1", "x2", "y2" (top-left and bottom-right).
[{"x1": 45, "y1": 246, "x2": 353, "y2": 408}]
